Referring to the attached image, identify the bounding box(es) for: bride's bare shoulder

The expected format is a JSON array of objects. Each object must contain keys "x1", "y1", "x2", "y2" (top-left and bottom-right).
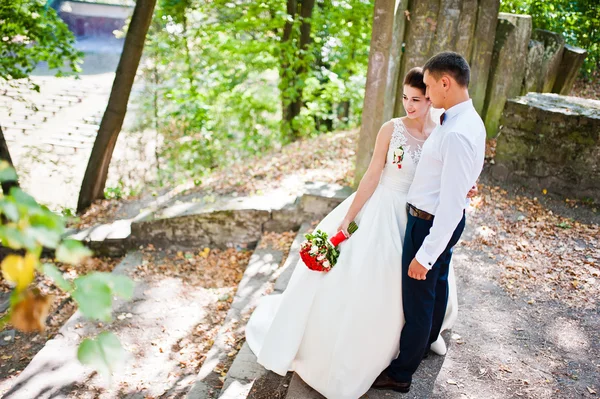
[{"x1": 379, "y1": 119, "x2": 396, "y2": 133}]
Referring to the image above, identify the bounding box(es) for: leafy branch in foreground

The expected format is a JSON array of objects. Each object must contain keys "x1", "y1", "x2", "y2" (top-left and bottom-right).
[{"x1": 0, "y1": 162, "x2": 133, "y2": 380}]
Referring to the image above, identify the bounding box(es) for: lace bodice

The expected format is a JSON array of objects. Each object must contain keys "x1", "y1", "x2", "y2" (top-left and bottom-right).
[{"x1": 379, "y1": 118, "x2": 425, "y2": 193}]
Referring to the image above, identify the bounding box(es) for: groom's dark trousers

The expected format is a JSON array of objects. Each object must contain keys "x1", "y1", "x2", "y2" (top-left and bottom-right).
[{"x1": 387, "y1": 206, "x2": 466, "y2": 383}]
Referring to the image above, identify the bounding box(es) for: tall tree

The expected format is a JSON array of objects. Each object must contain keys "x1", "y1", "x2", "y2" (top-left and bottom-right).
[
  {"x1": 77, "y1": 0, "x2": 157, "y2": 213},
  {"x1": 354, "y1": 0, "x2": 395, "y2": 186},
  {"x1": 280, "y1": 0, "x2": 317, "y2": 143}
]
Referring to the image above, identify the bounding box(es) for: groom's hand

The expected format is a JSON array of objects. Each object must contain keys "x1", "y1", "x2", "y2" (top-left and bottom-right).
[{"x1": 408, "y1": 258, "x2": 428, "y2": 280}]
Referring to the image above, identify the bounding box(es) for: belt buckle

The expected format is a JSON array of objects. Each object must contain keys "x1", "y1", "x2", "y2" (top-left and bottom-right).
[{"x1": 408, "y1": 204, "x2": 418, "y2": 218}]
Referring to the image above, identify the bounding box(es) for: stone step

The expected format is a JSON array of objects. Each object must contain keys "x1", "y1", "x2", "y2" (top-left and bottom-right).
[
  {"x1": 205, "y1": 223, "x2": 312, "y2": 399},
  {"x1": 185, "y1": 234, "x2": 286, "y2": 399},
  {"x1": 130, "y1": 182, "x2": 351, "y2": 250},
  {"x1": 285, "y1": 333, "x2": 451, "y2": 399},
  {"x1": 70, "y1": 181, "x2": 351, "y2": 256}
]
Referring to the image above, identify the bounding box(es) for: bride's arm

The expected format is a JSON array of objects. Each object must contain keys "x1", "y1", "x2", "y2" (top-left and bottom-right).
[{"x1": 338, "y1": 121, "x2": 393, "y2": 234}]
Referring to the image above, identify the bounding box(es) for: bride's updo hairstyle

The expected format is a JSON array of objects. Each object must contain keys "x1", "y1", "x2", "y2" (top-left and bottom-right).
[{"x1": 403, "y1": 67, "x2": 427, "y2": 95}]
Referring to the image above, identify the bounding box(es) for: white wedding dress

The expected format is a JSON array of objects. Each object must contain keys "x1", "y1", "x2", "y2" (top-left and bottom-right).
[{"x1": 245, "y1": 118, "x2": 458, "y2": 399}]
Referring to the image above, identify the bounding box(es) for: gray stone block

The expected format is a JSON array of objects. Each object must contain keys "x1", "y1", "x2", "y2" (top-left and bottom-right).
[
  {"x1": 455, "y1": 0, "x2": 478, "y2": 59},
  {"x1": 393, "y1": 0, "x2": 441, "y2": 117},
  {"x1": 432, "y1": 0, "x2": 462, "y2": 55},
  {"x1": 483, "y1": 13, "x2": 532, "y2": 137},
  {"x1": 300, "y1": 182, "x2": 352, "y2": 219},
  {"x1": 285, "y1": 373, "x2": 324, "y2": 399},
  {"x1": 223, "y1": 343, "x2": 267, "y2": 387},
  {"x1": 552, "y1": 44, "x2": 588, "y2": 95},
  {"x1": 264, "y1": 205, "x2": 303, "y2": 233},
  {"x1": 469, "y1": 0, "x2": 501, "y2": 113},
  {"x1": 522, "y1": 40, "x2": 545, "y2": 94},
  {"x1": 532, "y1": 29, "x2": 566, "y2": 93},
  {"x1": 131, "y1": 209, "x2": 271, "y2": 249},
  {"x1": 384, "y1": 0, "x2": 409, "y2": 122}
]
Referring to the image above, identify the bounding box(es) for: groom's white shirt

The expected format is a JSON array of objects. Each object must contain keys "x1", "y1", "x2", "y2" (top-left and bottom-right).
[{"x1": 407, "y1": 99, "x2": 486, "y2": 269}]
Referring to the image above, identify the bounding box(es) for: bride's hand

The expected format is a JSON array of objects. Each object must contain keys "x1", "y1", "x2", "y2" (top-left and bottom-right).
[
  {"x1": 467, "y1": 185, "x2": 478, "y2": 199},
  {"x1": 337, "y1": 218, "x2": 351, "y2": 237}
]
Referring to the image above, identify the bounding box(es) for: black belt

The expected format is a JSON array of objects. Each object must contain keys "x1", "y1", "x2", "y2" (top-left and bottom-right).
[{"x1": 407, "y1": 203, "x2": 434, "y2": 221}]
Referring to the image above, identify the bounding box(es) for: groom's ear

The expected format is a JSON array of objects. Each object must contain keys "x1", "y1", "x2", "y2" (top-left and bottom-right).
[{"x1": 441, "y1": 75, "x2": 451, "y2": 89}]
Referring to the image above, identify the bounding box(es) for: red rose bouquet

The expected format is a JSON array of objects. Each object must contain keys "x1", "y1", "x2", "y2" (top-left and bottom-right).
[{"x1": 299, "y1": 221, "x2": 358, "y2": 272}]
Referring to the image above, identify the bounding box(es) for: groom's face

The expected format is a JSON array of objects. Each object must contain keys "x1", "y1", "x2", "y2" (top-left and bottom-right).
[{"x1": 423, "y1": 70, "x2": 445, "y2": 109}]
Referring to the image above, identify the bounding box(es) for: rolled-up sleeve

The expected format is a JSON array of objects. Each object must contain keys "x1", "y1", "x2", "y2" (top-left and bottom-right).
[{"x1": 415, "y1": 131, "x2": 476, "y2": 269}]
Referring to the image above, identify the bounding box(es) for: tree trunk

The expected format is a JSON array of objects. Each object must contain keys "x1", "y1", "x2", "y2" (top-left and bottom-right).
[
  {"x1": 338, "y1": 101, "x2": 350, "y2": 124},
  {"x1": 280, "y1": 0, "x2": 316, "y2": 143},
  {"x1": 354, "y1": 0, "x2": 395, "y2": 187},
  {"x1": 182, "y1": 12, "x2": 196, "y2": 96},
  {"x1": 77, "y1": 0, "x2": 157, "y2": 213},
  {"x1": 280, "y1": 0, "x2": 298, "y2": 139},
  {"x1": 0, "y1": 125, "x2": 18, "y2": 194},
  {"x1": 294, "y1": 0, "x2": 316, "y2": 121}
]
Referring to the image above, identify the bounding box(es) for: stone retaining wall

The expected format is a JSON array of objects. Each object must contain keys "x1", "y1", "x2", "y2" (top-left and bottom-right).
[
  {"x1": 382, "y1": 3, "x2": 588, "y2": 138},
  {"x1": 492, "y1": 93, "x2": 600, "y2": 200}
]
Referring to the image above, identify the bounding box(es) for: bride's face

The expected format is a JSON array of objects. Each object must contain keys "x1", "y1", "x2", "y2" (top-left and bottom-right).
[{"x1": 402, "y1": 85, "x2": 431, "y2": 119}]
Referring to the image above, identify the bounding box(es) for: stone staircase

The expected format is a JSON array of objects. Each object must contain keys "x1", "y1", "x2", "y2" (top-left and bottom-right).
[
  {"x1": 3, "y1": 232, "x2": 294, "y2": 398},
  {"x1": 3, "y1": 182, "x2": 450, "y2": 398},
  {"x1": 1, "y1": 183, "x2": 348, "y2": 398},
  {"x1": 200, "y1": 224, "x2": 311, "y2": 399}
]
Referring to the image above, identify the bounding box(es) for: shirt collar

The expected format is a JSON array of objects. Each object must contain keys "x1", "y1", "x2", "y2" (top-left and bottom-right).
[{"x1": 443, "y1": 99, "x2": 474, "y2": 123}]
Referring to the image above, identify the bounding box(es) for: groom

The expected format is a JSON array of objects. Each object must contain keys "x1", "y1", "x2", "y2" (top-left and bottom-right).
[{"x1": 373, "y1": 52, "x2": 486, "y2": 393}]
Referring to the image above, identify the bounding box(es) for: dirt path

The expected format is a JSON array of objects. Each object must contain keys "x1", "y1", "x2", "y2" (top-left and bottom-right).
[{"x1": 434, "y1": 178, "x2": 599, "y2": 399}]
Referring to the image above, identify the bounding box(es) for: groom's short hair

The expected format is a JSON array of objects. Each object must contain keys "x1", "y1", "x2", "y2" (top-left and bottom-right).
[{"x1": 423, "y1": 52, "x2": 470, "y2": 88}]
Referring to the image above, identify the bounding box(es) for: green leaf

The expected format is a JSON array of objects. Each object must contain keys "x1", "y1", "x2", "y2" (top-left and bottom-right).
[
  {"x1": 0, "y1": 312, "x2": 11, "y2": 330},
  {"x1": 29, "y1": 210, "x2": 64, "y2": 233},
  {"x1": 72, "y1": 273, "x2": 113, "y2": 322},
  {"x1": 0, "y1": 199, "x2": 19, "y2": 222},
  {"x1": 56, "y1": 239, "x2": 92, "y2": 264},
  {"x1": 9, "y1": 187, "x2": 38, "y2": 208},
  {"x1": 28, "y1": 226, "x2": 61, "y2": 248},
  {"x1": 0, "y1": 163, "x2": 18, "y2": 183},
  {"x1": 77, "y1": 332, "x2": 126, "y2": 379},
  {"x1": 109, "y1": 275, "x2": 135, "y2": 300},
  {"x1": 0, "y1": 226, "x2": 37, "y2": 250},
  {"x1": 42, "y1": 263, "x2": 73, "y2": 292},
  {"x1": 71, "y1": 272, "x2": 135, "y2": 321}
]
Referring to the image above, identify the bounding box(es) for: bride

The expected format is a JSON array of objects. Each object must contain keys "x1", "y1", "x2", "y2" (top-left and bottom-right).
[{"x1": 245, "y1": 67, "x2": 463, "y2": 399}]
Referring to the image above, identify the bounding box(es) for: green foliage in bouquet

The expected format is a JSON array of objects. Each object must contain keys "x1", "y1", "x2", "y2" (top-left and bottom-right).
[
  {"x1": 304, "y1": 230, "x2": 340, "y2": 267},
  {"x1": 304, "y1": 221, "x2": 358, "y2": 267}
]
